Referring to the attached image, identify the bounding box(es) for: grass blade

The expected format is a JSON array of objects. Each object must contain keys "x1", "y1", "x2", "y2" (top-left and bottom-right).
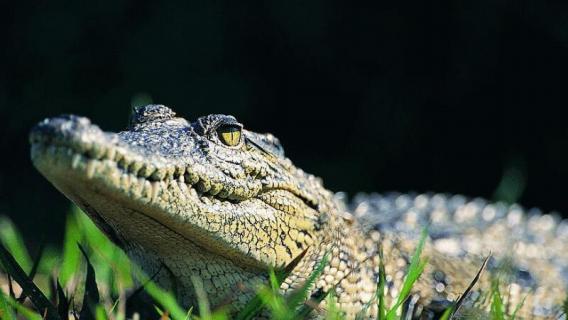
[
  {"x1": 235, "y1": 249, "x2": 308, "y2": 320},
  {"x1": 324, "y1": 290, "x2": 341, "y2": 320},
  {"x1": 3, "y1": 292, "x2": 43, "y2": 320},
  {"x1": 27, "y1": 242, "x2": 45, "y2": 282},
  {"x1": 60, "y1": 213, "x2": 82, "y2": 286},
  {"x1": 190, "y1": 275, "x2": 212, "y2": 319},
  {"x1": 377, "y1": 246, "x2": 386, "y2": 320},
  {"x1": 291, "y1": 251, "x2": 334, "y2": 318},
  {"x1": 287, "y1": 252, "x2": 329, "y2": 310},
  {"x1": 439, "y1": 306, "x2": 453, "y2": 320},
  {"x1": 0, "y1": 290, "x2": 16, "y2": 319},
  {"x1": 78, "y1": 244, "x2": 100, "y2": 320},
  {"x1": 294, "y1": 288, "x2": 329, "y2": 319},
  {"x1": 490, "y1": 278, "x2": 504, "y2": 319},
  {"x1": 17, "y1": 243, "x2": 45, "y2": 304},
  {"x1": 385, "y1": 228, "x2": 428, "y2": 320},
  {"x1": 447, "y1": 254, "x2": 491, "y2": 319},
  {"x1": 56, "y1": 280, "x2": 70, "y2": 319},
  {"x1": 509, "y1": 293, "x2": 527, "y2": 320},
  {"x1": 95, "y1": 305, "x2": 109, "y2": 320},
  {"x1": 132, "y1": 265, "x2": 187, "y2": 320},
  {"x1": 185, "y1": 306, "x2": 194, "y2": 320},
  {"x1": 7, "y1": 274, "x2": 15, "y2": 299},
  {"x1": 0, "y1": 217, "x2": 33, "y2": 273},
  {"x1": 0, "y1": 241, "x2": 60, "y2": 320}
]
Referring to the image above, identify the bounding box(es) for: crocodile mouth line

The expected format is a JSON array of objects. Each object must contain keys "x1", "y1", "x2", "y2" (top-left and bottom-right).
[
  {"x1": 30, "y1": 139, "x2": 317, "y2": 214},
  {"x1": 30, "y1": 142, "x2": 252, "y2": 206}
]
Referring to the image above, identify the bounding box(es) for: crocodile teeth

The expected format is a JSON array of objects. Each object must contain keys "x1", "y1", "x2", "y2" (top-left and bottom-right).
[
  {"x1": 174, "y1": 166, "x2": 186, "y2": 179},
  {"x1": 129, "y1": 161, "x2": 143, "y2": 175},
  {"x1": 114, "y1": 151, "x2": 125, "y2": 163},
  {"x1": 196, "y1": 180, "x2": 211, "y2": 193},
  {"x1": 208, "y1": 182, "x2": 223, "y2": 196},
  {"x1": 120, "y1": 174, "x2": 131, "y2": 189},
  {"x1": 133, "y1": 177, "x2": 145, "y2": 196},
  {"x1": 184, "y1": 171, "x2": 199, "y2": 185},
  {"x1": 106, "y1": 148, "x2": 116, "y2": 161},
  {"x1": 88, "y1": 144, "x2": 105, "y2": 159},
  {"x1": 151, "y1": 168, "x2": 167, "y2": 181},
  {"x1": 218, "y1": 185, "x2": 234, "y2": 199},
  {"x1": 139, "y1": 164, "x2": 155, "y2": 178},
  {"x1": 117, "y1": 157, "x2": 129, "y2": 170},
  {"x1": 142, "y1": 180, "x2": 152, "y2": 200},
  {"x1": 165, "y1": 167, "x2": 176, "y2": 180},
  {"x1": 86, "y1": 160, "x2": 97, "y2": 179},
  {"x1": 71, "y1": 154, "x2": 82, "y2": 169},
  {"x1": 151, "y1": 181, "x2": 160, "y2": 201}
]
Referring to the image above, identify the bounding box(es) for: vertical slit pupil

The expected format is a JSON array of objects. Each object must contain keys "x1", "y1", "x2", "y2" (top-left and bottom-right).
[{"x1": 218, "y1": 125, "x2": 241, "y2": 146}]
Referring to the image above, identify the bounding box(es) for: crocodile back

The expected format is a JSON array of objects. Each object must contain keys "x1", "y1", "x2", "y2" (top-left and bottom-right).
[{"x1": 349, "y1": 192, "x2": 568, "y2": 318}]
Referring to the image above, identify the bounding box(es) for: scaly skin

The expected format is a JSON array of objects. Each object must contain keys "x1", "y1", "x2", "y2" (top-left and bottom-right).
[{"x1": 30, "y1": 105, "x2": 567, "y2": 318}]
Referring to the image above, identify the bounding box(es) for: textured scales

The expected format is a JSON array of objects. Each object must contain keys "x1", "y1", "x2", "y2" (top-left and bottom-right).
[{"x1": 29, "y1": 105, "x2": 568, "y2": 319}]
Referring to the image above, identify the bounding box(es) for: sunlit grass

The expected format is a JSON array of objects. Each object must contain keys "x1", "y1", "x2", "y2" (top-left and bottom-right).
[{"x1": 0, "y1": 206, "x2": 565, "y2": 319}]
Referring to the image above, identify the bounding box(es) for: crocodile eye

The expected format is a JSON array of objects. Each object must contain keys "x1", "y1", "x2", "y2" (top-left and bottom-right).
[{"x1": 217, "y1": 125, "x2": 242, "y2": 147}]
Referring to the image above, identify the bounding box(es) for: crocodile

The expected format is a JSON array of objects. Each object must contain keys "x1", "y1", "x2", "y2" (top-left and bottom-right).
[{"x1": 29, "y1": 104, "x2": 568, "y2": 318}]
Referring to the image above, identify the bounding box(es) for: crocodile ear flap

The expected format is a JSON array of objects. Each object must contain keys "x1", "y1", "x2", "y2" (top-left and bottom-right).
[{"x1": 245, "y1": 132, "x2": 285, "y2": 158}]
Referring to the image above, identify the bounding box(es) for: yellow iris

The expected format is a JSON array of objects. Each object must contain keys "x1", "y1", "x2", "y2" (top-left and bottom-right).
[{"x1": 217, "y1": 125, "x2": 242, "y2": 146}]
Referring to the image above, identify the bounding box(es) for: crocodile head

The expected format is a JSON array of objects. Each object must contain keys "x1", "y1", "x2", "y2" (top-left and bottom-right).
[{"x1": 30, "y1": 105, "x2": 342, "y2": 306}]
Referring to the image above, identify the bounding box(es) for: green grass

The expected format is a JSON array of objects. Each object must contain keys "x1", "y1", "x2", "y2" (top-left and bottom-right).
[{"x1": 0, "y1": 205, "x2": 566, "y2": 319}]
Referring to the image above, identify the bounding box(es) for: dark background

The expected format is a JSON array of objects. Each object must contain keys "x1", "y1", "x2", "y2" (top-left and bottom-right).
[{"x1": 1, "y1": 1, "x2": 568, "y2": 246}]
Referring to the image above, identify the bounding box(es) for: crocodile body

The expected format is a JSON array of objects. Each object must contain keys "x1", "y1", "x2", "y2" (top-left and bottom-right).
[{"x1": 30, "y1": 105, "x2": 568, "y2": 318}]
